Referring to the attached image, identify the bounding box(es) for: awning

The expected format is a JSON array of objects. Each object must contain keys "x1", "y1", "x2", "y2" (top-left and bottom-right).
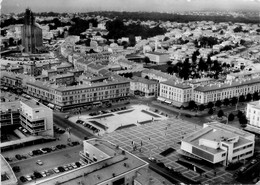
[
  {"x1": 165, "y1": 100, "x2": 172, "y2": 104},
  {"x1": 47, "y1": 103, "x2": 55, "y2": 108},
  {"x1": 92, "y1": 101, "x2": 102, "y2": 105},
  {"x1": 157, "y1": 97, "x2": 165, "y2": 102}
]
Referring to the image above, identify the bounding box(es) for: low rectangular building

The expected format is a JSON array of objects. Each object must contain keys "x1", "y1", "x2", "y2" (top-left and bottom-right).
[
  {"x1": 0, "y1": 101, "x2": 20, "y2": 127},
  {"x1": 145, "y1": 52, "x2": 170, "y2": 64},
  {"x1": 181, "y1": 122, "x2": 255, "y2": 166},
  {"x1": 36, "y1": 139, "x2": 148, "y2": 185}
]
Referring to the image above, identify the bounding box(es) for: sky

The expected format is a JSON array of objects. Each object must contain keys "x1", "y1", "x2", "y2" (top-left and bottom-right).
[{"x1": 1, "y1": 0, "x2": 260, "y2": 14}]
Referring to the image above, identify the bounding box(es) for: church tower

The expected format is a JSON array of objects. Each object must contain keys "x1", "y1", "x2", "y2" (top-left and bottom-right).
[{"x1": 21, "y1": 8, "x2": 43, "y2": 53}]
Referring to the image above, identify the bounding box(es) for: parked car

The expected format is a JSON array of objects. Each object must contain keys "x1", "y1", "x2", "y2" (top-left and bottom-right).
[
  {"x1": 36, "y1": 160, "x2": 43, "y2": 166},
  {"x1": 26, "y1": 175, "x2": 32, "y2": 181},
  {"x1": 43, "y1": 170, "x2": 50, "y2": 176},
  {"x1": 15, "y1": 154, "x2": 22, "y2": 160},
  {"x1": 41, "y1": 171, "x2": 47, "y2": 177},
  {"x1": 57, "y1": 166, "x2": 65, "y2": 172},
  {"x1": 33, "y1": 171, "x2": 43, "y2": 179},
  {"x1": 39, "y1": 148, "x2": 48, "y2": 154},
  {"x1": 28, "y1": 151, "x2": 34, "y2": 156},
  {"x1": 53, "y1": 167, "x2": 60, "y2": 173},
  {"x1": 41, "y1": 147, "x2": 52, "y2": 153}
]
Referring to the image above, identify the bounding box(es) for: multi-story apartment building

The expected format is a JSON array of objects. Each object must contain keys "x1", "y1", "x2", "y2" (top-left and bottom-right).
[
  {"x1": 130, "y1": 76, "x2": 158, "y2": 97},
  {"x1": 246, "y1": 101, "x2": 260, "y2": 134},
  {"x1": 36, "y1": 138, "x2": 148, "y2": 185},
  {"x1": 181, "y1": 122, "x2": 255, "y2": 166},
  {"x1": 158, "y1": 80, "x2": 192, "y2": 107},
  {"x1": 20, "y1": 99, "x2": 54, "y2": 136},
  {"x1": 193, "y1": 77, "x2": 260, "y2": 104},
  {"x1": 25, "y1": 78, "x2": 130, "y2": 111},
  {"x1": 0, "y1": 101, "x2": 20, "y2": 127}
]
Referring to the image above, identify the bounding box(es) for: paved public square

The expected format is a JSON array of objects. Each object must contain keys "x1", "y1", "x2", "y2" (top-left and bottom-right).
[
  {"x1": 69, "y1": 104, "x2": 167, "y2": 134},
  {"x1": 102, "y1": 118, "x2": 234, "y2": 184}
]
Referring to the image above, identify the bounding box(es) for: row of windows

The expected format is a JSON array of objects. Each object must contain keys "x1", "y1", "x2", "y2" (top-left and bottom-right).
[{"x1": 233, "y1": 144, "x2": 253, "y2": 153}]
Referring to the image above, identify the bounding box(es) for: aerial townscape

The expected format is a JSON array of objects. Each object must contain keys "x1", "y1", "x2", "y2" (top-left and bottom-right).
[{"x1": 1, "y1": 0, "x2": 260, "y2": 185}]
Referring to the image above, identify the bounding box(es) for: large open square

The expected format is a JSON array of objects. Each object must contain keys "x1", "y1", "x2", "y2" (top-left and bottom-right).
[
  {"x1": 69, "y1": 104, "x2": 167, "y2": 134},
  {"x1": 102, "y1": 118, "x2": 234, "y2": 184}
]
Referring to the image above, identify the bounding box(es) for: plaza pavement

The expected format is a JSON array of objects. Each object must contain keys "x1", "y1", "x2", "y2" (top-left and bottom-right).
[
  {"x1": 69, "y1": 104, "x2": 167, "y2": 134},
  {"x1": 102, "y1": 118, "x2": 234, "y2": 184}
]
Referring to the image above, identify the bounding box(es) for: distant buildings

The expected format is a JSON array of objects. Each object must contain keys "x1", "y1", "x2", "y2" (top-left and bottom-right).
[
  {"x1": 36, "y1": 139, "x2": 149, "y2": 185},
  {"x1": 21, "y1": 9, "x2": 43, "y2": 53},
  {"x1": 181, "y1": 122, "x2": 255, "y2": 166}
]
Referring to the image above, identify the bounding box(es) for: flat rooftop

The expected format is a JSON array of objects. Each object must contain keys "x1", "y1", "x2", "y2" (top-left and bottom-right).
[
  {"x1": 182, "y1": 122, "x2": 254, "y2": 154},
  {"x1": 0, "y1": 100, "x2": 20, "y2": 112},
  {"x1": 36, "y1": 139, "x2": 148, "y2": 185},
  {"x1": 0, "y1": 154, "x2": 18, "y2": 185},
  {"x1": 21, "y1": 99, "x2": 47, "y2": 109}
]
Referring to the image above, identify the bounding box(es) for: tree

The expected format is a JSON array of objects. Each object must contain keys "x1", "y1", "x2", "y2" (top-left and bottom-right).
[
  {"x1": 208, "y1": 108, "x2": 214, "y2": 115},
  {"x1": 253, "y1": 91, "x2": 259, "y2": 101},
  {"x1": 188, "y1": 100, "x2": 196, "y2": 110},
  {"x1": 167, "y1": 66, "x2": 174, "y2": 74},
  {"x1": 215, "y1": 100, "x2": 222, "y2": 108},
  {"x1": 199, "y1": 104, "x2": 205, "y2": 111},
  {"x1": 144, "y1": 75, "x2": 149, "y2": 79},
  {"x1": 167, "y1": 61, "x2": 172, "y2": 65},
  {"x1": 231, "y1": 97, "x2": 238, "y2": 106},
  {"x1": 239, "y1": 95, "x2": 245, "y2": 103},
  {"x1": 228, "y1": 113, "x2": 235, "y2": 121},
  {"x1": 9, "y1": 37, "x2": 15, "y2": 46},
  {"x1": 223, "y1": 98, "x2": 230, "y2": 106},
  {"x1": 207, "y1": 102, "x2": 214, "y2": 109},
  {"x1": 217, "y1": 110, "x2": 224, "y2": 118},
  {"x1": 144, "y1": 57, "x2": 150, "y2": 64},
  {"x1": 237, "y1": 110, "x2": 243, "y2": 119},
  {"x1": 239, "y1": 115, "x2": 248, "y2": 128},
  {"x1": 246, "y1": 93, "x2": 252, "y2": 102}
]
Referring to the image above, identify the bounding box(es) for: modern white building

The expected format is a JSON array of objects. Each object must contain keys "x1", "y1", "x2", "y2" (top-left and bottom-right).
[
  {"x1": 158, "y1": 80, "x2": 192, "y2": 107},
  {"x1": 36, "y1": 139, "x2": 149, "y2": 185},
  {"x1": 20, "y1": 99, "x2": 54, "y2": 137},
  {"x1": 245, "y1": 101, "x2": 260, "y2": 134},
  {"x1": 181, "y1": 122, "x2": 255, "y2": 166},
  {"x1": 145, "y1": 52, "x2": 170, "y2": 64}
]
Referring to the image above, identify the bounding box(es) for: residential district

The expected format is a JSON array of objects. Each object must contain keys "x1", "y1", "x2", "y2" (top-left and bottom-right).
[{"x1": 1, "y1": 8, "x2": 260, "y2": 185}]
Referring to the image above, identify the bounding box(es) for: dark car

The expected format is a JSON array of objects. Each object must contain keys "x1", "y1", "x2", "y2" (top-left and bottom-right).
[
  {"x1": 72, "y1": 141, "x2": 80, "y2": 146},
  {"x1": 58, "y1": 166, "x2": 65, "y2": 172},
  {"x1": 15, "y1": 154, "x2": 22, "y2": 160},
  {"x1": 20, "y1": 176, "x2": 27, "y2": 183},
  {"x1": 76, "y1": 120, "x2": 84, "y2": 124},
  {"x1": 32, "y1": 149, "x2": 43, "y2": 155},
  {"x1": 12, "y1": 166, "x2": 20, "y2": 173},
  {"x1": 33, "y1": 171, "x2": 43, "y2": 179}
]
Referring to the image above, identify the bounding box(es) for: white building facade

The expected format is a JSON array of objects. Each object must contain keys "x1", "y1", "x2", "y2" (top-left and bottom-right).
[
  {"x1": 20, "y1": 99, "x2": 54, "y2": 137},
  {"x1": 181, "y1": 122, "x2": 255, "y2": 166}
]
